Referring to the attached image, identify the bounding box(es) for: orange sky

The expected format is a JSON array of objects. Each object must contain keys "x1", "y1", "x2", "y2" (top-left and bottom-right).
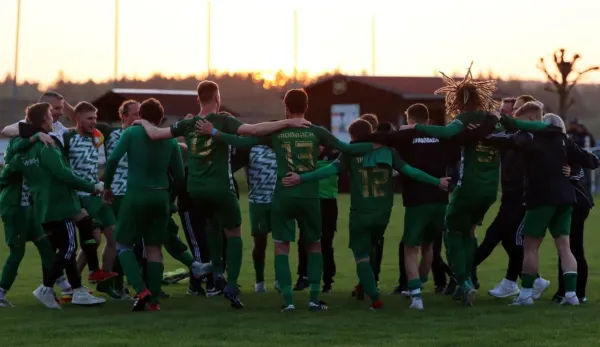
[{"x1": 1, "y1": 0, "x2": 600, "y2": 87}]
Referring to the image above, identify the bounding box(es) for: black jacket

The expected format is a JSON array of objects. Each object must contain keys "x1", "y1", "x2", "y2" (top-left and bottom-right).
[
  {"x1": 499, "y1": 129, "x2": 525, "y2": 204},
  {"x1": 566, "y1": 138, "x2": 600, "y2": 210}
]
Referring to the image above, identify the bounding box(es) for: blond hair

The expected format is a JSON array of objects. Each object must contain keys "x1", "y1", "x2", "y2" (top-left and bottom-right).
[{"x1": 514, "y1": 101, "x2": 543, "y2": 121}]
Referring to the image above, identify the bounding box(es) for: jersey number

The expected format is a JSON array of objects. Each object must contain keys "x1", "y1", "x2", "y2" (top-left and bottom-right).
[
  {"x1": 358, "y1": 167, "x2": 388, "y2": 198},
  {"x1": 281, "y1": 141, "x2": 314, "y2": 172},
  {"x1": 191, "y1": 136, "x2": 213, "y2": 164},
  {"x1": 476, "y1": 143, "x2": 498, "y2": 163}
]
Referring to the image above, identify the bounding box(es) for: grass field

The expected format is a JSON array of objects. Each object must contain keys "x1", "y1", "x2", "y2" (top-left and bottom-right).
[{"x1": 1, "y1": 190, "x2": 599, "y2": 347}]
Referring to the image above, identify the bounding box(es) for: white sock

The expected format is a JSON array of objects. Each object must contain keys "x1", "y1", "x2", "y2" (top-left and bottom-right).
[
  {"x1": 565, "y1": 291, "x2": 577, "y2": 298},
  {"x1": 56, "y1": 276, "x2": 71, "y2": 291},
  {"x1": 410, "y1": 288, "x2": 421, "y2": 299},
  {"x1": 0, "y1": 288, "x2": 6, "y2": 300},
  {"x1": 519, "y1": 287, "x2": 533, "y2": 298}
]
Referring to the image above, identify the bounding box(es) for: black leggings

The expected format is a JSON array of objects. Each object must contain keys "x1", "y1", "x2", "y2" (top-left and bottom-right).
[
  {"x1": 42, "y1": 220, "x2": 81, "y2": 289},
  {"x1": 557, "y1": 205, "x2": 589, "y2": 298}
]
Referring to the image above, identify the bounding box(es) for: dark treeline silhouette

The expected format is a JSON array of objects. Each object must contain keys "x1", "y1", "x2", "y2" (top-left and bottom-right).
[{"x1": 1, "y1": 69, "x2": 599, "y2": 136}]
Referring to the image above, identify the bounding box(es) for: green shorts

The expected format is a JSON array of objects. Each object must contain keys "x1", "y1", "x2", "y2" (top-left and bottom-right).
[
  {"x1": 190, "y1": 188, "x2": 241, "y2": 230},
  {"x1": 249, "y1": 203, "x2": 272, "y2": 236},
  {"x1": 348, "y1": 210, "x2": 391, "y2": 255},
  {"x1": 111, "y1": 195, "x2": 125, "y2": 219},
  {"x1": 2, "y1": 207, "x2": 46, "y2": 246},
  {"x1": 80, "y1": 195, "x2": 116, "y2": 229},
  {"x1": 522, "y1": 205, "x2": 572, "y2": 239},
  {"x1": 115, "y1": 190, "x2": 170, "y2": 246},
  {"x1": 403, "y1": 203, "x2": 447, "y2": 247},
  {"x1": 446, "y1": 193, "x2": 496, "y2": 236},
  {"x1": 271, "y1": 194, "x2": 320, "y2": 243}
]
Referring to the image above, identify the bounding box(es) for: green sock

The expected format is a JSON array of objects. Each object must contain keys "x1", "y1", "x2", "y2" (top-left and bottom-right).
[
  {"x1": 521, "y1": 273, "x2": 536, "y2": 289},
  {"x1": 274, "y1": 254, "x2": 293, "y2": 306},
  {"x1": 563, "y1": 272, "x2": 577, "y2": 293},
  {"x1": 356, "y1": 261, "x2": 379, "y2": 302},
  {"x1": 174, "y1": 251, "x2": 195, "y2": 268},
  {"x1": 206, "y1": 225, "x2": 223, "y2": 273},
  {"x1": 254, "y1": 260, "x2": 265, "y2": 283},
  {"x1": 0, "y1": 246, "x2": 24, "y2": 290},
  {"x1": 118, "y1": 249, "x2": 145, "y2": 294},
  {"x1": 147, "y1": 261, "x2": 164, "y2": 304},
  {"x1": 307, "y1": 252, "x2": 323, "y2": 303},
  {"x1": 463, "y1": 236, "x2": 475, "y2": 281},
  {"x1": 226, "y1": 237, "x2": 243, "y2": 291},
  {"x1": 34, "y1": 237, "x2": 55, "y2": 271},
  {"x1": 445, "y1": 232, "x2": 467, "y2": 283},
  {"x1": 407, "y1": 278, "x2": 422, "y2": 298},
  {"x1": 369, "y1": 248, "x2": 378, "y2": 274}
]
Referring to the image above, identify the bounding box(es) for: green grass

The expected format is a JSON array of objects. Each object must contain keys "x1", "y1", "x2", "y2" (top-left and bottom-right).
[{"x1": 1, "y1": 192, "x2": 600, "y2": 347}]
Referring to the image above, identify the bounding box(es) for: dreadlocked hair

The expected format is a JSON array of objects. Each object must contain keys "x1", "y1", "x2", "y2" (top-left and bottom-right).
[{"x1": 435, "y1": 62, "x2": 499, "y2": 117}]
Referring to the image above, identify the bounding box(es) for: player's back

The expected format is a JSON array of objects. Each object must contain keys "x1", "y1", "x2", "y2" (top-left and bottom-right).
[
  {"x1": 123, "y1": 125, "x2": 179, "y2": 190},
  {"x1": 269, "y1": 126, "x2": 323, "y2": 199},
  {"x1": 344, "y1": 146, "x2": 395, "y2": 214}
]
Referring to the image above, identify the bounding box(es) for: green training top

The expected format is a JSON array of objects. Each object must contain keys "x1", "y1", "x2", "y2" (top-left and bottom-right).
[
  {"x1": 104, "y1": 125, "x2": 184, "y2": 192},
  {"x1": 0, "y1": 140, "x2": 95, "y2": 223},
  {"x1": 213, "y1": 125, "x2": 373, "y2": 199},
  {"x1": 299, "y1": 147, "x2": 440, "y2": 213},
  {"x1": 0, "y1": 137, "x2": 36, "y2": 217},
  {"x1": 317, "y1": 159, "x2": 338, "y2": 199},
  {"x1": 169, "y1": 113, "x2": 243, "y2": 195}
]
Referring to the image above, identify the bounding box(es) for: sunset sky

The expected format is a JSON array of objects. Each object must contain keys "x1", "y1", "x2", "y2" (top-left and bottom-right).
[{"x1": 1, "y1": 0, "x2": 600, "y2": 87}]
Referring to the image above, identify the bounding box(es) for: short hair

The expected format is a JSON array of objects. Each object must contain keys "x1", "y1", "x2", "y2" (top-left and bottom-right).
[
  {"x1": 197, "y1": 80, "x2": 219, "y2": 104},
  {"x1": 516, "y1": 95, "x2": 536, "y2": 104},
  {"x1": 501, "y1": 97, "x2": 516, "y2": 105},
  {"x1": 74, "y1": 101, "x2": 97, "y2": 114},
  {"x1": 348, "y1": 119, "x2": 373, "y2": 140},
  {"x1": 543, "y1": 113, "x2": 566, "y2": 134},
  {"x1": 25, "y1": 103, "x2": 51, "y2": 127},
  {"x1": 359, "y1": 114, "x2": 379, "y2": 129},
  {"x1": 376, "y1": 122, "x2": 396, "y2": 133},
  {"x1": 514, "y1": 101, "x2": 543, "y2": 120},
  {"x1": 139, "y1": 98, "x2": 164, "y2": 125},
  {"x1": 118, "y1": 99, "x2": 139, "y2": 118},
  {"x1": 38, "y1": 91, "x2": 64, "y2": 103},
  {"x1": 405, "y1": 103, "x2": 429, "y2": 123},
  {"x1": 283, "y1": 89, "x2": 308, "y2": 114}
]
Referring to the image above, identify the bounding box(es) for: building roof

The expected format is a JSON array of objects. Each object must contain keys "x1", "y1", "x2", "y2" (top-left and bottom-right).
[
  {"x1": 92, "y1": 88, "x2": 239, "y2": 122},
  {"x1": 305, "y1": 74, "x2": 509, "y2": 99}
]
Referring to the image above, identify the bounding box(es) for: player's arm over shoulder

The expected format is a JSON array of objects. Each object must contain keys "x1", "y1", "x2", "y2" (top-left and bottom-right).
[{"x1": 313, "y1": 125, "x2": 373, "y2": 154}]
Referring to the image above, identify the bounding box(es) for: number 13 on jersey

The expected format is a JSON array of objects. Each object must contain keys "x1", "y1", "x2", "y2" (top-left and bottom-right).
[{"x1": 281, "y1": 141, "x2": 315, "y2": 172}]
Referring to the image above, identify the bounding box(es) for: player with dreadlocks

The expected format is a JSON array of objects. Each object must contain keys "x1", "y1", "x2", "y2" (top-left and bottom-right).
[{"x1": 400, "y1": 63, "x2": 503, "y2": 306}]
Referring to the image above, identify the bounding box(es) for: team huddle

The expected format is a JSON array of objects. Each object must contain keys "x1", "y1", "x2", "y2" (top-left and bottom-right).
[{"x1": 0, "y1": 66, "x2": 598, "y2": 312}]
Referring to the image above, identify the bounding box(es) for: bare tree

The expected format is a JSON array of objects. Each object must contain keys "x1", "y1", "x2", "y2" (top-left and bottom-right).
[{"x1": 537, "y1": 49, "x2": 599, "y2": 121}]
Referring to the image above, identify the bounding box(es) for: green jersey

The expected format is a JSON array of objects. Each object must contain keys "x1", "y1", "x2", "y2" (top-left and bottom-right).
[
  {"x1": 299, "y1": 147, "x2": 440, "y2": 213},
  {"x1": 0, "y1": 137, "x2": 36, "y2": 216},
  {"x1": 104, "y1": 125, "x2": 184, "y2": 192},
  {"x1": 216, "y1": 125, "x2": 373, "y2": 199},
  {"x1": 0, "y1": 140, "x2": 95, "y2": 223},
  {"x1": 170, "y1": 113, "x2": 243, "y2": 194},
  {"x1": 416, "y1": 111, "x2": 502, "y2": 197}
]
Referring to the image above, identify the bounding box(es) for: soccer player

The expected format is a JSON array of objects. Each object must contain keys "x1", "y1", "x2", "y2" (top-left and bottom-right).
[
  {"x1": 497, "y1": 105, "x2": 579, "y2": 306},
  {"x1": 399, "y1": 65, "x2": 506, "y2": 306},
  {"x1": 195, "y1": 89, "x2": 377, "y2": 311},
  {"x1": 282, "y1": 118, "x2": 450, "y2": 310},
  {"x1": 296, "y1": 145, "x2": 339, "y2": 293},
  {"x1": 63, "y1": 102, "x2": 120, "y2": 295},
  {"x1": 364, "y1": 103, "x2": 467, "y2": 309},
  {"x1": 104, "y1": 99, "x2": 141, "y2": 298},
  {"x1": 0, "y1": 127, "x2": 56, "y2": 307},
  {"x1": 553, "y1": 125, "x2": 600, "y2": 303},
  {"x1": 102, "y1": 98, "x2": 186, "y2": 311},
  {"x1": 0, "y1": 102, "x2": 106, "y2": 308},
  {"x1": 133, "y1": 81, "x2": 311, "y2": 308}
]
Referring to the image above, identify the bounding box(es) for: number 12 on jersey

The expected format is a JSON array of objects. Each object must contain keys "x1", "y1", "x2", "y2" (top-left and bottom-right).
[{"x1": 358, "y1": 167, "x2": 388, "y2": 198}]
